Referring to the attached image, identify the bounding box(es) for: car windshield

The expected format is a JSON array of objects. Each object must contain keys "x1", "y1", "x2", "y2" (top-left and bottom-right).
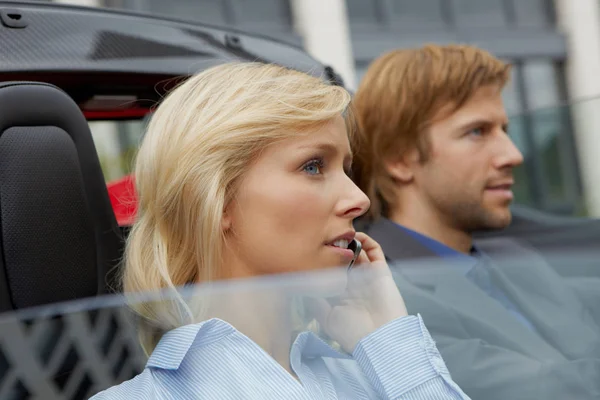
[
  {"x1": 1, "y1": 245, "x2": 598, "y2": 400},
  {"x1": 1, "y1": 2, "x2": 600, "y2": 399}
]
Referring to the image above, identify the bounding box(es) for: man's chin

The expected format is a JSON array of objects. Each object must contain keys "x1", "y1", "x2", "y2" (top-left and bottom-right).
[
  {"x1": 483, "y1": 208, "x2": 513, "y2": 230},
  {"x1": 463, "y1": 207, "x2": 512, "y2": 233}
]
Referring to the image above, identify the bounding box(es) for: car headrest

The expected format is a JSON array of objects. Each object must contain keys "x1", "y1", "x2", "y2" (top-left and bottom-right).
[{"x1": 0, "y1": 81, "x2": 123, "y2": 312}]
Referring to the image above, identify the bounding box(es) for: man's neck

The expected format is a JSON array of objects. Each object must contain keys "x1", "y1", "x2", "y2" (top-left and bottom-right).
[{"x1": 388, "y1": 208, "x2": 473, "y2": 254}]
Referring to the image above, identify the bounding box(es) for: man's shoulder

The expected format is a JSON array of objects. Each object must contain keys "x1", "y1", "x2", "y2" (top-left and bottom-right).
[
  {"x1": 474, "y1": 236, "x2": 551, "y2": 266},
  {"x1": 357, "y1": 217, "x2": 436, "y2": 260},
  {"x1": 473, "y1": 236, "x2": 561, "y2": 283},
  {"x1": 474, "y1": 236, "x2": 539, "y2": 257}
]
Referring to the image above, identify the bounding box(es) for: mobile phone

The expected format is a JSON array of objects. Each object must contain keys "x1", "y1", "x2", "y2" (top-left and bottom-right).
[{"x1": 347, "y1": 239, "x2": 362, "y2": 270}]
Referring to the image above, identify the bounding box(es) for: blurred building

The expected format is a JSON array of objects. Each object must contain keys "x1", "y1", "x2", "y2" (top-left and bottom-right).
[{"x1": 53, "y1": 0, "x2": 600, "y2": 217}]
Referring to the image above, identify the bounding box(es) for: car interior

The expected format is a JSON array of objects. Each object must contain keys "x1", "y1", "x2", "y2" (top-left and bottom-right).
[{"x1": 0, "y1": 2, "x2": 598, "y2": 399}]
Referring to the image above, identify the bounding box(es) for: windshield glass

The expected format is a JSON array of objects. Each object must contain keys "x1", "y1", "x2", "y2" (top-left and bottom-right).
[
  {"x1": 1, "y1": 244, "x2": 598, "y2": 399},
  {"x1": 3, "y1": 2, "x2": 599, "y2": 399}
]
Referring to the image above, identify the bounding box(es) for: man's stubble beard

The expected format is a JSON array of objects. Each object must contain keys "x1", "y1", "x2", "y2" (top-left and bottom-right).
[{"x1": 432, "y1": 192, "x2": 512, "y2": 234}]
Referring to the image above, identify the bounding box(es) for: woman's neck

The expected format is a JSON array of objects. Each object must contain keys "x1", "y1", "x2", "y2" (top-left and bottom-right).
[
  {"x1": 207, "y1": 285, "x2": 296, "y2": 375},
  {"x1": 217, "y1": 248, "x2": 299, "y2": 375}
]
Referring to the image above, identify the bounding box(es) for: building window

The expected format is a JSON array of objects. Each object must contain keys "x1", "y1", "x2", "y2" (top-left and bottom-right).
[
  {"x1": 511, "y1": 60, "x2": 581, "y2": 214},
  {"x1": 355, "y1": 57, "x2": 580, "y2": 215}
]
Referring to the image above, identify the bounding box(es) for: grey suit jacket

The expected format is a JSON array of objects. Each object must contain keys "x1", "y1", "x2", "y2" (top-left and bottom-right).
[{"x1": 364, "y1": 217, "x2": 600, "y2": 400}]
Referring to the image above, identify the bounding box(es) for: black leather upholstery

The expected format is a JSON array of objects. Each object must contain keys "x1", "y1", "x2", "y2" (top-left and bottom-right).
[{"x1": 0, "y1": 81, "x2": 123, "y2": 312}]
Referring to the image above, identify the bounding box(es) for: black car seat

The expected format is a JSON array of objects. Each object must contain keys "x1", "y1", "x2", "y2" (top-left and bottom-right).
[{"x1": 0, "y1": 81, "x2": 124, "y2": 312}]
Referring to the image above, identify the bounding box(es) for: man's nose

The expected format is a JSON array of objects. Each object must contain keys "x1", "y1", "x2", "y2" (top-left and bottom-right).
[{"x1": 493, "y1": 132, "x2": 524, "y2": 169}]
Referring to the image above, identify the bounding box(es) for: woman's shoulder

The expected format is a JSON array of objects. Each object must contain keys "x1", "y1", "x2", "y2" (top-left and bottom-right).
[
  {"x1": 90, "y1": 369, "x2": 159, "y2": 399},
  {"x1": 89, "y1": 319, "x2": 242, "y2": 399}
]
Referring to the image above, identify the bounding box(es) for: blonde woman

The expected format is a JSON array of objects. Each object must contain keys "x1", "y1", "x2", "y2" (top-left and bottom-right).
[{"x1": 92, "y1": 63, "x2": 469, "y2": 399}]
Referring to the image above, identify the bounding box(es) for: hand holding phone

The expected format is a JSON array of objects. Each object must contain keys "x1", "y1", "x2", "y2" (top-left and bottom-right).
[{"x1": 307, "y1": 233, "x2": 408, "y2": 354}]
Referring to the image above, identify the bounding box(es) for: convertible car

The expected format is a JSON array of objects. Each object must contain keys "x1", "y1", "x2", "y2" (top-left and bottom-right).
[{"x1": 0, "y1": 1, "x2": 597, "y2": 399}]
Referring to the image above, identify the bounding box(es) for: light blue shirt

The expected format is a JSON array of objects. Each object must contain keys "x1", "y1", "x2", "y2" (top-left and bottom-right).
[{"x1": 91, "y1": 315, "x2": 470, "y2": 399}]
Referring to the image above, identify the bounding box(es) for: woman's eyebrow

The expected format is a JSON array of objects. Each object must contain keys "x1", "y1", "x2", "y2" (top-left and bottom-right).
[
  {"x1": 298, "y1": 142, "x2": 338, "y2": 153},
  {"x1": 298, "y1": 142, "x2": 353, "y2": 164}
]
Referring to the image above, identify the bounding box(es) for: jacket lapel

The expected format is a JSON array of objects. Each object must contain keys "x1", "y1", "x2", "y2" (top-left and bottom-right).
[
  {"x1": 476, "y1": 237, "x2": 600, "y2": 360},
  {"x1": 363, "y1": 218, "x2": 566, "y2": 361},
  {"x1": 395, "y1": 259, "x2": 564, "y2": 361}
]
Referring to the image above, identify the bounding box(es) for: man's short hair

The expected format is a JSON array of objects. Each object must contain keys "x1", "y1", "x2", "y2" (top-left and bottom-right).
[{"x1": 352, "y1": 44, "x2": 511, "y2": 219}]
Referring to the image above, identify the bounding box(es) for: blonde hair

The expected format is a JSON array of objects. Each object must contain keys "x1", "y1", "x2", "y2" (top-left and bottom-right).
[
  {"x1": 122, "y1": 62, "x2": 351, "y2": 353},
  {"x1": 353, "y1": 44, "x2": 511, "y2": 219}
]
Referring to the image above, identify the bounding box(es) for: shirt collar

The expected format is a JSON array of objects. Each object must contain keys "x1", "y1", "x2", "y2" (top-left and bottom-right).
[
  {"x1": 146, "y1": 318, "x2": 235, "y2": 370},
  {"x1": 146, "y1": 318, "x2": 350, "y2": 371},
  {"x1": 292, "y1": 331, "x2": 351, "y2": 360},
  {"x1": 393, "y1": 223, "x2": 480, "y2": 273}
]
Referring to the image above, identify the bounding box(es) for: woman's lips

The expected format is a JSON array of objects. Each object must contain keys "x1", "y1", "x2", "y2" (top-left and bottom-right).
[{"x1": 326, "y1": 244, "x2": 355, "y2": 260}]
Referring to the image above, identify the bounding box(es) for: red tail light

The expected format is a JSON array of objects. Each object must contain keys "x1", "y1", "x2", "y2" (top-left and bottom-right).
[{"x1": 106, "y1": 175, "x2": 137, "y2": 226}]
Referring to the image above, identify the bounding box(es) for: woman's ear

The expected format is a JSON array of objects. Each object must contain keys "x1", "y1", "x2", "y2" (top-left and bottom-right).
[
  {"x1": 221, "y1": 203, "x2": 233, "y2": 232},
  {"x1": 383, "y1": 148, "x2": 419, "y2": 183}
]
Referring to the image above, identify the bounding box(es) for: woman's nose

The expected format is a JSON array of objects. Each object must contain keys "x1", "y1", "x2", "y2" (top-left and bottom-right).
[{"x1": 338, "y1": 178, "x2": 371, "y2": 219}]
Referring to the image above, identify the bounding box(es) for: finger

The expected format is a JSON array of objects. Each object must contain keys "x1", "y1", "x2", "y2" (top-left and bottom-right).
[
  {"x1": 354, "y1": 232, "x2": 386, "y2": 263},
  {"x1": 356, "y1": 248, "x2": 370, "y2": 266}
]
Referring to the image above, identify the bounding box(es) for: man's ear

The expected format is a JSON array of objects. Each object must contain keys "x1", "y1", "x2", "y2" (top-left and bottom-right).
[{"x1": 384, "y1": 148, "x2": 420, "y2": 183}]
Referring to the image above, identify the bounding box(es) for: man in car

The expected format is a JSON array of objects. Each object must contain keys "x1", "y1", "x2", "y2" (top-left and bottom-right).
[{"x1": 352, "y1": 44, "x2": 600, "y2": 399}]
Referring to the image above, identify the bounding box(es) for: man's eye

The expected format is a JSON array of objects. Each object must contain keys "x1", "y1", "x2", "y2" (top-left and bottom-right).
[
  {"x1": 468, "y1": 127, "x2": 484, "y2": 136},
  {"x1": 302, "y1": 159, "x2": 324, "y2": 175}
]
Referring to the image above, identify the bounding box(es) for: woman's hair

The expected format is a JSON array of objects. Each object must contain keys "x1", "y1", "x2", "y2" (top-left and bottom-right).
[{"x1": 122, "y1": 62, "x2": 351, "y2": 354}]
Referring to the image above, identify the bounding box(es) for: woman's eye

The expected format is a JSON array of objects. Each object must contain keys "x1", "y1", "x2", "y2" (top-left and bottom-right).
[{"x1": 302, "y1": 159, "x2": 324, "y2": 175}]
